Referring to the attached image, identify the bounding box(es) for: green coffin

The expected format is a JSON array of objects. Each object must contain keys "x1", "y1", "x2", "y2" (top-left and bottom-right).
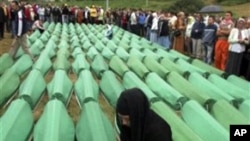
[
  {"x1": 72, "y1": 47, "x2": 84, "y2": 59},
  {"x1": 129, "y1": 48, "x2": 145, "y2": 61},
  {"x1": 142, "y1": 48, "x2": 162, "y2": 61},
  {"x1": 11, "y1": 54, "x2": 33, "y2": 75},
  {"x1": 191, "y1": 59, "x2": 224, "y2": 76},
  {"x1": 208, "y1": 74, "x2": 249, "y2": 99},
  {"x1": 109, "y1": 55, "x2": 129, "y2": 77},
  {"x1": 91, "y1": 54, "x2": 109, "y2": 77},
  {"x1": 33, "y1": 54, "x2": 52, "y2": 76},
  {"x1": 181, "y1": 100, "x2": 229, "y2": 141},
  {"x1": 19, "y1": 69, "x2": 46, "y2": 108},
  {"x1": 72, "y1": 53, "x2": 90, "y2": 76},
  {"x1": 0, "y1": 99, "x2": 33, "y2": 141},
  {"x1": 34, "y1": 99, "x2": 75, "y2": 141},
  {"x1": 82, "y1": 40, "x2": 92, "y2": 50},
  {"x1": 166, "y1": 72, "x2": 213, "y2": 106},
  {"x1": 146, "y1": 72, "x2": 188, "y2": 109},
  {"x1": 87, "y1": 47, "x2": 99, "y2": 60},
  {"x1": 210, "y1": 100, "x2": 250, "y2": 131},
  {"x1": 151, "y1": 101, "x2": 205, "y2": 141},
  {"x1": 28, "y1": 30, "x2": 41, "y2": 43},
  {"x1": 239, "y1": 100, "x2": 250, "y2": 119},
  {"x1": 58, "y1": 40, "x2": 70, "y2": 49},
  {"x1": 115, "y1": 47, "x2": 130, "y2": 62},
  {"x1": 122, "y1": 71, "x2": 157, "y2": 101},
  {"x1": 100, "y1": 70, "x2": 125, "y2": 107},
  {"x1": 75, "y1": 70, "x2": 99, "y2": 105},
  {"x1": 227, "y1": 75, "x2": 250, "y2": 91},
  {"x1": 107, "y1": 40, "x2": 118, "y2": 51},
  {"x1": 154, "y1": 48, "x2": 177, "y2": 62},
  {"x1": 169, "y1": 49, "x2": 190, "y2": 61},
  {"x1": 0, "y1": 53, "x2": 14, "y2": 75},
  {"x1": 76, "y1": 101, "x2": 116, "y2": 141},
  {"x1": 47, "y1": 70, "x2": 73, "y2": 104},
  {"x1": 95, "y1": 41, "x2": 106, "y2": 52},
  {"x1": 160, "y1": 57, "x2": 185, "y2": 75},
  {"x1": 101, "y1": 47, "x2": 115, "y2": 60},
  {"x1": 0, "y1": 69, "x2": 20, "y2": 106},
  {"x1": 30, "y1": 39, "x2": 44, "y2": 50},
  {"x1": 143, "y1": 56, "x2": 169, "y2": 78},
  {"x1": 127, "y1": 55, "x2": 150, "y2": 79},
  {"x1": 187, "y1": 72, "x2": 236, "y2": 104}
]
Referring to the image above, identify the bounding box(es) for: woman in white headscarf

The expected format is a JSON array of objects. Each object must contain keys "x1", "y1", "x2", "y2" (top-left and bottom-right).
[
  {"x1": 105, "y1": 24, "x2": 113, "y2": 39},
  {"x1": 225, "y1": 18, "x2": 249, "y2": 76}
]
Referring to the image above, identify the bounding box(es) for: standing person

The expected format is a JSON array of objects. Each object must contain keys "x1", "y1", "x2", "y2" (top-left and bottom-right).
[
  {"x1": 214, "y1": 11, "x2": 234, "y2": 70},
  {"x1": 138, "y1": 10, "x2": 146, "y2": 37},
  {"x1": 116, "y1": 88, "x2": 173, "y2": 141},
  {"x1": 185, "y1": 15, "x2": 195, "y2": 55},
  {"x1": 8, "y1": 1, "x2": 34, "y2": 61},
  {"x1": 0, "y1": 2, "x2": 5, "y2": 40},
  {"x1": 225, "y1": 18, "x2": 249, "y2": 76},
  {"x1": 130, "y1": 9, "x2": 138, "y2": 35},
  {"x1": 62, "y1": 4, "x2": 69, "y2": 24},
  {"x1": 191, "y1": 14, "x2": 205, "y2": 59},
  {"x1": 144, "y1": 11, "x2": 153, "y2": 40},
  {"x1": 157, "y1": 12, "x2": 170, "y2": 48},
  {"x1": 172, "y1": 11, "x2": 186, "y2": 53},
  {"x1": 150, "y1": 12, "x2": 158, "y2": 43},
  {"x1": 202, "y1": 16, "x2": 217, "y2": 64}
]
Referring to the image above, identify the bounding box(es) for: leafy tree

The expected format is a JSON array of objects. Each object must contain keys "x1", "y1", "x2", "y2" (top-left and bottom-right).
[{"x1": 167, "y1": 0, "x2": 205, "y2": 13}]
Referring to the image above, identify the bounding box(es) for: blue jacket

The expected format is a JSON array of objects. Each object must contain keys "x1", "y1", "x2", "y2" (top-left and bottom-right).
[
  {"x1": 14, "y1": 9, "x2": 28, "y2": 36},
  {"x1": 202, "y1": 24, "x2": 217, "y2": 46},
  {"x1": 191, "y1": 21, "x2": 205, "y2": 39}
]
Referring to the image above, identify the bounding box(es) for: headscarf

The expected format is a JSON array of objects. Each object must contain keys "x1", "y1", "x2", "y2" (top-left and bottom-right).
[
  {"x1": 116, "y1": 88, "x2": 173, "y2": 141},
  {"x1": 116, "y1": 88, "x2": 150, "y2": 141}
]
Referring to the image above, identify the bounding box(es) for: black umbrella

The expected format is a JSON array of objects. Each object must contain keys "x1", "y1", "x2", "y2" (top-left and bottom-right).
[{"x1": 200, "y1": 5, "x2": 223, "y2": 13}]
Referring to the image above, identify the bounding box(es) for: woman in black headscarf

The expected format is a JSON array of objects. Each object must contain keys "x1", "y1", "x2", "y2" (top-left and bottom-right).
[{"x1": 116, "y1": 88, "x2": 173, "y2": 141}]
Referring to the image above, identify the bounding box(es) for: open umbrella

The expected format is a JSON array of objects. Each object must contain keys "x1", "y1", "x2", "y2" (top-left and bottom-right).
[{"x1": 200, "y1": 5, "x2": 223, "y2": 13}]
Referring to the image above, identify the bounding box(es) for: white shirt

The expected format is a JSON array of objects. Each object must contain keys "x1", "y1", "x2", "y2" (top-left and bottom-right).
[
  {"x1": 32, "y1": 20, "x2": 44, "y2": 30},
  {"x1": 228, "y1": 28, "x2": 249, "y2": 53},
  {"x1": 130, "y1": 12, "x2": 137, "y2": 25}
]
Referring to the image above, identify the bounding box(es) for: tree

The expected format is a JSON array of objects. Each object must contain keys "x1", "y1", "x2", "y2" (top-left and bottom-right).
[{"x1": 167, "y1": 0, "x2": 205, "y2": 14}]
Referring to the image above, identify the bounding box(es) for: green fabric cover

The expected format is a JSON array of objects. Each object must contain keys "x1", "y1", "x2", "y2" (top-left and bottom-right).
[
  {"x1": 143, "y1": 56, "x2": 169, "y2": 78},
  {"x1": 208, "y1": 74, "x2": 249, "y2": 99},
  {"x1": 19, "y1": 69, "x2": 46, "y2": 108},
  {"x1": 0, "y1": 99, "x2": 33, "y2": 141},
  {"x1": 87, "y1": 47, "x2": 99, "y2": 60},
  {"x1": 187, "y1": 72, "x2": 236, "y2": 103},
  {"x1": 146, "y1": 72, "x2": 187, "y2": 109},
  {"x1": 101, "y1": 47, "x2": 115, "y2": 60},
  {"x1": 130, "y1": 42, "x2": 142, "y2": 50},
  {"x1": 100, "y1": 70, "x2": 125, "y2": 107},
  {"x1": 15, "y1": 43, "x2": 41, "y2": 58},
  {"x1": 11, "y1": 54, "x2": 33, "y2": 75},
  {"x1": 75, "y1": 70, "x2": 99, "y2": 105},
  {"x1": 181, "y1": 100, "x2": 229, "y2": 141},
  {"x1": 30, "y1": 39, "x2": 44, "y2": 50},
  {"x1": 154, "y1": 48, "x2": 177, "y2": 61},
  {"x1": 169, "y1": 49, "x2": 190, "y2": 61},
  {"x1": 47, "y1": 70, "x2": 73, "y2": 104},
  {"x1": 0, "y1": 69, "x2": 20, "y2": 106},
  {"x1": 72, "y1": 47, "x2": 84, "y2": 59},
  {"x1": 191, "y1": 59, "x2": 224, "y2": 76},
  {"x1": 127, "y1": 55, "x2": 150, "y2": 79},
  {"x1": 76, "y1": 101, "x2": 116, "y2": 141},
  {"x1": 115, "y1": 47, "x2": 130, "y2": 62},
  {"x1": 34, "y1": 99, "x2": 75, "y2": 141},
  {"x1": 91, "y1": 54, "x2": 109, "y2": 77},
  {"x1": 82, "y1": 41, "x2": 92, "y2": 50},
  {"x1": 53, "y1": 48, "x2": 71, "y2": 71},
  {"x1": 227, "y1": 75, "x2": 250, "y2": 91},
  {"x1": 0, "y1": 53, "x2": 14, "y2": 75},
  {"x1": 129, "y1": 48, "x2": 145, "y2": 61},
  {"x1": 175, "y1": 58, "x2": 207, "y2": 75},
  {"x1": 142, "y1": 48, "x2": 162, "y2": 61},
  {"x1": 160, "y1": 57, "x2": 185, "y2": 75},
  {"x1": 122, "y1": 71, "x2": 157, "y2": 101},
  {"x1": 95, "y1": 41, "x2": 106, "y2": 52},
  {"x1": 28, "y1": 30, "x2": 41, "y2": 43},
  {"x1": 151, "y1": 101, "x2": 205, "y2": 141},
  {"x1": 239, "y1": 100, "x2": 250, "y2": 119},
  {"x1": 166, "y1": 72, "x2": 212, "y2": 106},
  {"x1": 33, "y1": 54, "x2": 52, "y2": 76},
  {"x1": 210, "y1": 100, "x2": 250, "y2": 131},
  {"x1": 72, "y1": 53, "x2": 90, "y2": 76},
  {"x1": 109, "y1": 55, "x2": 129, "y2": 77},
  {"x1": 107, "y1": 41, "x2": 118, "y2": 51}
]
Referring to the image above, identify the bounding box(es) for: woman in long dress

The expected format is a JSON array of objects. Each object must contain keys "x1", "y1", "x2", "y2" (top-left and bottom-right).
[{"x1": 173, "y1": 12, "x2": 186, "y2": 54}]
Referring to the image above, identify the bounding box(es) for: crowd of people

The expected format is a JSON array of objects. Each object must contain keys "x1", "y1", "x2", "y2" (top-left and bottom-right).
[{"x1": 0, "y1": 1, "x2": 250, "y2": 80}]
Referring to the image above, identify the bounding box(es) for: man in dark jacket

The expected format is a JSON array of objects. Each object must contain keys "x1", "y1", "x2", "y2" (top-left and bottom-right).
[{"x1": 9, "y1": 1, "x2": 34, "y2": 61}]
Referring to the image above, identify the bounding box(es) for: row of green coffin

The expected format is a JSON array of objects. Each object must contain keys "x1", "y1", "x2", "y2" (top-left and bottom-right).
[
  {"x1": 0, "y1": 54, "x2": 33, "y2": 106},
  {"x1": 0, "y1": 98, "x2": 115, "y2": 141}
]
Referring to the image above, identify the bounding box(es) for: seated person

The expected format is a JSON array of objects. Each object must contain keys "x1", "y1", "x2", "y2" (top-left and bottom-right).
[
  {"x1": 32, "y1": 20, "x2": 44, "y2": 33},
  {"x1": 116, "y1": 88, "x2": 173, "y2": 141},
  {"x1": 105, "y1": 24, "x2": 113, "y2": 39}
]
